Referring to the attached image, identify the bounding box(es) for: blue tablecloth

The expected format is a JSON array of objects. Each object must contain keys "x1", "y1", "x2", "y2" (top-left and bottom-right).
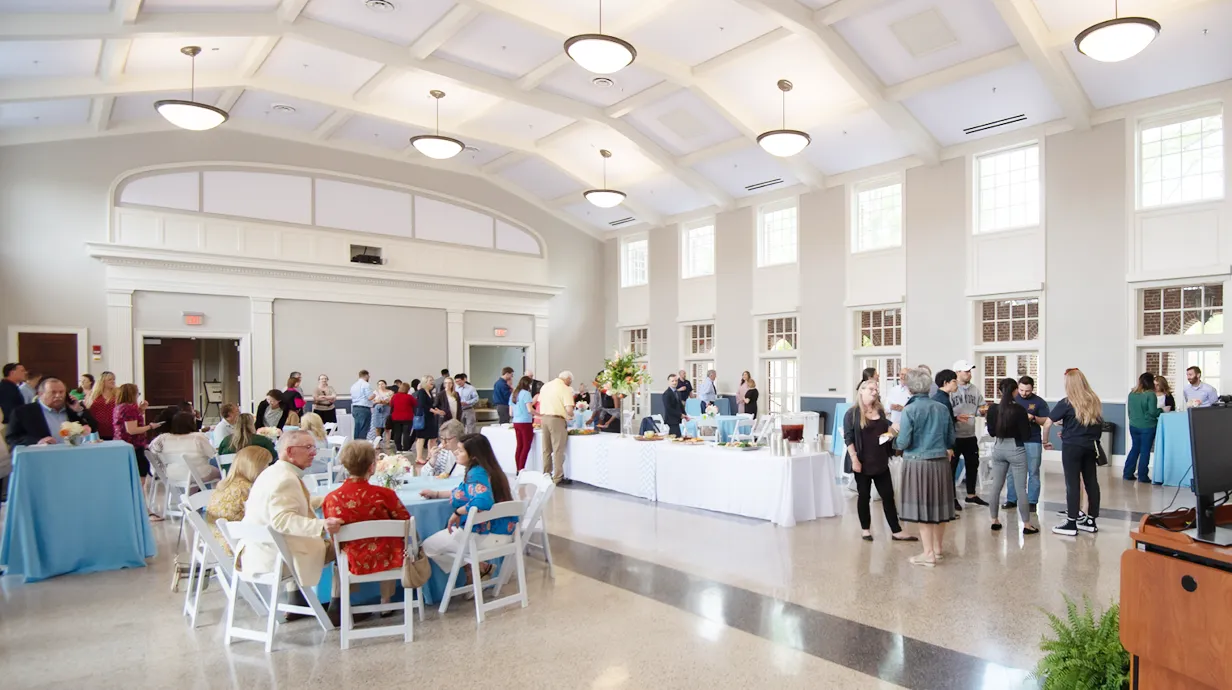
[
  {"x1": 830, "y1": 402, "x2": 851, "y2": 455},
  {"x1": 316, "y1": 476, "x2": 460, "y2": 606},
  {"x1": 569, "y1": 410, "x2": 594, "y2": 430},
  {"x1": 682, "y1": 415, "x2": 738, "y2": 442},
  {"x1": 0, "y1": 441, "x2": 157, "y2": 582},
  {"x1": 685, "y1": 399, "x2": 703, "y2": 416},
  {"x1": 1153, "y1": 412, "x2": 1193, "y2": 488}
]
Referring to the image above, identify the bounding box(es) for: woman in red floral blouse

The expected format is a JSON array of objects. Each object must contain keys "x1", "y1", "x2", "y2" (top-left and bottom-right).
[{"x1": 322, "y1": 440, "x2": 411, "y2": 609}]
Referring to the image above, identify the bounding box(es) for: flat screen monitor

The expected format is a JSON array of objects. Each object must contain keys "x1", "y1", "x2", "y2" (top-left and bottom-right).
[{"x1": 1186, "y1": 407, "x2": 1232, "y2": 545}]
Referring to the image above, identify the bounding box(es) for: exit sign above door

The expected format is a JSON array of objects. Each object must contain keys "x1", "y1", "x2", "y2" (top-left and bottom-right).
[{"x1": 183, "y1": 312, "x2": 204, "y2": 326}]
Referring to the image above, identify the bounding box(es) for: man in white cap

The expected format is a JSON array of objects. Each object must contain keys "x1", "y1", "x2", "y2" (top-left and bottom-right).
[{"x1": 950, "y1": 360, "x2": 988, "y2": 507}]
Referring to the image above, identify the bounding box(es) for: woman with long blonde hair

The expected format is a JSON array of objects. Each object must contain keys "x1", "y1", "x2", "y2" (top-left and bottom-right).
[
  {"x1": 205, "y1": 446, "x2": 272, "y2": 554},
  {"x1": 299, "y1": 412, "x2": 328, "y2": 444},
  {"x1": 842, "y1": 380, "x2": 915, "y2": 543},
  {"x1": 87, "y1": 371, "x2": 119, "y2": 440},
  {"x1": 1048, "y1": 368, "x2": 1104, "y2": 536}
]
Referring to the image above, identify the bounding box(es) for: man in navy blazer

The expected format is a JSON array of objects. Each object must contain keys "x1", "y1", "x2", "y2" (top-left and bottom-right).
[
  {"x1": 662, "y1": 373, "x2": 689, "y2": 438},
  {"x1": 6, "y1": 378, "x2": 98, "y2": 447}
]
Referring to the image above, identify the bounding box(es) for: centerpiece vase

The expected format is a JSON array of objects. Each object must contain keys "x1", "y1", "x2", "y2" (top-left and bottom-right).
[{"x1": 618, "y1": 394, "x2": 629, "y2": 439}]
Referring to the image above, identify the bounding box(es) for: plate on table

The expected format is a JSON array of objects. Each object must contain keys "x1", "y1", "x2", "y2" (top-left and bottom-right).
[
  {"x1": 635, "y1": 434, "x2": 666, "y2": 442},
  {"x1": 568, "y1": 429, "x2": 597, "y2": 436},
  {"x1": 723, "y1": 442, "x2": 760, "y2": 451},
  {"x1": 671, "y1": 437, "x2": 706, "y2": 445}
]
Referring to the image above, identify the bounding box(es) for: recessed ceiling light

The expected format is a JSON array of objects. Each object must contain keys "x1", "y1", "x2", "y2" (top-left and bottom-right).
[
  {"x1": 591, "y1": 77, "x2": 615, "y2": 89},
  {"x1": 270, "y1": 104, "x2": 296, "y2": 114},
  {"x1": 365, "y1": 0, "x2": 395, "y2": 12}
]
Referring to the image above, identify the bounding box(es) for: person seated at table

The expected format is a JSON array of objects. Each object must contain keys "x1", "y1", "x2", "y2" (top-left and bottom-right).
[
  {"x1": 240, "y1": 429, "x2": 343, "y2": 622},
  {"x1": 255, "y1": 388, "x2": 291, "y2": 430},
  {"x1": 217, "y1": 413, "x2": 277, "y2": 458},
  {"x1": 148, "y1": 412, "x2": 221, "y2": 486},
  {"x1": 210, "y1": 403, "x2": 239, "y2": 449},
  {"x1": 323, "y1": 440, "x2": 412, "y2": 617},
  {"x1": 419, "y1": 433, "x2": 518, "y2": 581},
  {"x1": 420, "y1": 419, "x2": 463, "y2": 477},
  {"x1": 206, "y1": 446, "x2": 272, "y2": 555},
  {"x1": 299, "y1": 412, "x2": 330, "y2": 449},
  {"x1": 5, "y1": 377, "x2": 98, "y2": 447}
]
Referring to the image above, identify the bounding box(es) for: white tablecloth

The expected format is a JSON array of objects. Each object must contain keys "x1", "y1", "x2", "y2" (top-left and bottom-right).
[{"x1": 481, "y1": 427, "x2": 841, "y2": 526}]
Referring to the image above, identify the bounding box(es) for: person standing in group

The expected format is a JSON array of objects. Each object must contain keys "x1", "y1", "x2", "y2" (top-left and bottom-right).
[
  {"x1": 894, "y1": 368, "x2": 957, "y2": 566},
  {"x1": 313, "y1": 374, "x2": 337, "y2": 425},
  {"x1": 662, "y1": 373, "x2": 688, "y2": 437},
  {"x1": 539, "y1": 371, "x2": 575, "y2": 485},
  {"x1": 350, "y1": 370, "x2": 373, "y2": 441},
  {"x1": 737, "y1": 371, "x2": 751, "y2": 414},
  {"x1": 511, "y1": 376, "x2": 535, "y2": 472},
  {"x1": 0, "y1": 362, "x2": 28, "y2": 422},
  {"x1": 1182, "y1": 365, "x2": 1219, "y2": 408},
  {"x1": 675, "y1": 369, "x2": 693, "y2": 403},
  {"x1": 949, "y1": 361, "x2": 988, "y2": 508},
  {"x1": 389, "y1": 382, "x2": 416, "y2": 452},
  {"x1": 885, "y1": 368, "x2": 911, "y2": 426},
  {"x1": 697, "y1": 369, "x2": 718, "y2": 409},
  {"x1": 1006, "y1": 376, "x2": 1049, "y2": 513},
  {"x1": 87, "y1": 370, "x2": 119, "y2": 441},
  {"x1": 1156, "y1": 376, "x2": 1175, "y2": 412},
  {"x1": 743, "y1": 376, "x2": 760, "y2": 418},
  {"x1": 434, "y1": 376, "x2": 460, "y2": 425},
  {"x1": 984, "y1": 378, "x2": 1039, "y2": 535},
  {"x1": 18, "y1": 371, "x2": 41, "y2": 405},
  {"x1": 1049, "y1": 368, "x2": 1104, "y2": 537},
  {"x1": 931, "y1": 369, "x2": 961, "y2": 512},
  {"x1": 861, "y1": 367, "x2": 879, "y2": 385},
  {"x1": 844, "y1": 379, "x2": 917, "y2": 543},
  {"x1": 493, "y1": 367, "x2": 514, "y2": 424},
  {"x1": 282, "y1": 373, "x2": 305, "y2": 418},
  {"x1": 414, "y1": 376, "x2": 441, "y2": 465},
  {"x1": 113, "y1": 383, "x2": 163, "y2": 512},
  {"x1": 71, "y1": 373, "x2": 94, "y2": 402},
  {"x1": 369, "y1": 379, "x2": 393, "y2": 447},
  {"x1": 1124, "y1": 372, "x2": 1162, "y2": 483},
  {"x1": 454, "y1": 373, "x2": 479, "y2": 434},
  {"x1": 436, "y1": 369, "x2": 450, "y2": 394}
]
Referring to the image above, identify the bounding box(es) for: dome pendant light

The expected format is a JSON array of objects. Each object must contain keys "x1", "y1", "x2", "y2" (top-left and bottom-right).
[
  {"x1": 564, "y1": 0, "x2": 637, "y2": 75},
  {"x1": 1074, "y1": 0, "x2": 1160, "y2": 63},
  {"x1": 583, "y1": 149, "x2": 626, "y2": 208},
  {"x1": 409, "y1": 90, "x2": 465, "y2": 159},
  {"x1": 757, "y1": 80, "x2": 811, "y2": 158},
  {"x1": 154, "y1": 46, "x2": 229, "y2": 131}
]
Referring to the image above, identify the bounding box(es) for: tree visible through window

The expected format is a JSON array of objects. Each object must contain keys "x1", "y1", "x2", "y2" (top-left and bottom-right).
[{"x1": 765, "y1": 317, "x2": 797, "y2": 351}]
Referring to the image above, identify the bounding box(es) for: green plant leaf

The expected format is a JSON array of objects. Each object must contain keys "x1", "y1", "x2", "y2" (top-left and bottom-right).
[{"x1": 1032, "y1": 595, "x2": 1129, "y2": 690}]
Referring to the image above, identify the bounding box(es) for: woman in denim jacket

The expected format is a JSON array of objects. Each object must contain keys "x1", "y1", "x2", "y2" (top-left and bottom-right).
[{"x1": 894, "y1": 367, "x2": 957, "y2": 567}]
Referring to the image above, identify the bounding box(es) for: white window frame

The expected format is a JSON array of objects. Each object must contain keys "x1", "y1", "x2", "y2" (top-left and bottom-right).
[
  {"x1": 756, "y1": 198, "x2": 798, "y2": 268},
  {"x1": 762, "y1": 357, "x2": 799, "y2": 415},
  {"x1": 1136, "y1": 106, "x2": 1225, "y2": 211},
  {"x1": 757, "y1": 314, "x2": 799, "y2": 414},
  {"x1": 973, "y1": 142, "x2": 1041, "y2": 235},
  {"x1": 680, "y1": 220, "x2": 715, "y2": 279},
  {"x1": 620, "y1": 236, "x2": 648, "y2": 288},
  {"x1": 851, "y1": 304, "x2": 904, "y2": 401},
  {"x1": 1138, "y1": 282, "x2": 1224, "y2": 340},
  {"x1": 977, "y1": 297, "x2": 1041, "y2": 345},
  {"x1": 851, "y1": 176, "x2": 903, "y2": 253},
  {"x1": 972, "y1": 292, "x2": 1044, "y2": 397},
  {"x1": 761, "y1": 315, "x2": 798, "y2": 354},
  {"x1": 855, "y1": 307, "x2": 904, "y2": 351},
  {"x1": 979, "y1": 352, "x2": 1040, "y2": 402},
  {"x1": 623, "y1": 327, "x2": 649, "y2": 359}
]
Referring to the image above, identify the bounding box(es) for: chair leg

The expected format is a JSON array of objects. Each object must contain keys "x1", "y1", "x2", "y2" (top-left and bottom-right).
[
  {"x1": 303, "y1": 584, "x2": 334, "y2": 631},
  {"x1": 181, "y1": 541, "x2": 198, "y2": 611},
  {"x1": 469, "y1": 543, "x2": 485, "y2": 625},
  {"x1": 339, "y1": 574, "x2": 350, "y2": 650},
  {"x1": 438, "y1": 547, "x2": 465, "y2": 615},
  {"x1": 540, "y1": 528, "x2": 555, "y2": 579},
  {"x1": 190, "y1": 557, "x2": 208, "y2": 628},
  {"x1": 515, "y1": 538, "x2": 529, "y2": 609},
  {"x1": 223, "y1": 574, "x2": 240, "y2": 646},
  {"x1": 416, "y1": 587, "x2": 425, "y2": 622},
  {"x1": 264, "y1": 585, "x2": 280, "y2": 653},
  {"x1": 403, "y1": 587, "x2": 413, "y2": 643}
]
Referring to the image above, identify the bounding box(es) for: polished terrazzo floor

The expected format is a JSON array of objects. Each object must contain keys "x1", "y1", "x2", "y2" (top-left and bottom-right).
[{"x1": 0, "y1": 462, "x2": 1171, "y2": 689}]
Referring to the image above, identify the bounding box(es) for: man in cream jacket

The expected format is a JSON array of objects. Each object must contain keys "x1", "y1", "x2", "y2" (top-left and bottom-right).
[{"x1": 239, "y1": 429, "x2": 342, "y2": 621}]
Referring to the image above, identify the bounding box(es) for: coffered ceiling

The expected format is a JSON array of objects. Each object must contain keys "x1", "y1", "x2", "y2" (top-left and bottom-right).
[{"x1": 0, "y1": 0, "x2": 1229, "y2": 236}]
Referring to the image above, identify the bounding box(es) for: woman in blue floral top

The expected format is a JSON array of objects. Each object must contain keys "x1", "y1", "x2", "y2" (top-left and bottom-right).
[{"x1": 420, "y1": 433, "x2": 518, "y2": 580}]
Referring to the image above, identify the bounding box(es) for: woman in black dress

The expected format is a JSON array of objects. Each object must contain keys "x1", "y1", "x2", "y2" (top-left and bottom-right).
[
  {"x1": 743, "y1": 377, "x2": 760, "y2": 418},
  {"x1": 414, "y1": 375, "x2": 440, "y2": 465}
]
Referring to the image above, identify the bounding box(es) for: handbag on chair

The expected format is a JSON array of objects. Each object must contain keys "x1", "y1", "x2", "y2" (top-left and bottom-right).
[{"x1": 401, "y1": 520, "x2": 431, "y2": 589}]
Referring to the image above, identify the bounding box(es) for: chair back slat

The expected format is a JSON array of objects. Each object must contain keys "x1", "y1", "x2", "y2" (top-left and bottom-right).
[
  {"x1": 335, "y1": 519, "x2": 410, "y2": 543},
  {"x1": 465, "y1": 500, "x2": 525, "y2": 528},
  {"x1": 185, "y1": 489, "x2": 214, "y2": 513}
]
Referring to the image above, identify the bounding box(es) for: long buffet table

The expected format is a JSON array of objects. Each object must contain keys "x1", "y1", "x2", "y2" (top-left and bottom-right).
[{"x1": 481, "y1": 426, "x2": 843, "y2": 527}]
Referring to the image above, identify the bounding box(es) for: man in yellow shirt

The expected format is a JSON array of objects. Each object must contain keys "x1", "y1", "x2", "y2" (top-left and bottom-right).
[{"x1": 538, "y1": 371, "x2": 575, "y2": 484}]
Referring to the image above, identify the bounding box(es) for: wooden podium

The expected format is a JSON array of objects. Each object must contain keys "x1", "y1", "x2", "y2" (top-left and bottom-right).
[{"x1": 1121, "y1": 505, "x2": 1232, "y2": 690}]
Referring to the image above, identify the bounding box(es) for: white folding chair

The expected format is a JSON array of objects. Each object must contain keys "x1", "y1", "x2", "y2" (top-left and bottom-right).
[
  {"x1": 180, "y1": 493, "x2": 272, "y2": 627},
  {"x1": 217, "y1": 453, "x2": 237, "y2": 480},
  {"x1": 750, "y1": 417, "x2": 774, "y2": 444},
  {"x1": 331, "y1": 519, "x2": 423, "y2": 649},
  {"x1": 165, "y1": 453, "x2": 220, "y2": 553},
  {"x1": 217, "y1": 519, "x2": 335, "y2": 652},
  {"x1": 651, "y1": 414, "x2": 669, "y2": 435},
  {"x1": 302, "y1": 473, "x2": 331, "y2": 493},
  {"x1": 729, "y1": 414, "x2": 756, "y2": 442},
  {"x1": 511, "y1": 473, "x2": 555, "y2": 579},
  {"x1": 438, "y1": 501, "x2": 528, "y2": 624},
  {"x1": 324, "y1": 422, "x2": 338, "y2": 435},
  {"x1": 696, "y1": 416, "x2": 719, "y2": 443}
]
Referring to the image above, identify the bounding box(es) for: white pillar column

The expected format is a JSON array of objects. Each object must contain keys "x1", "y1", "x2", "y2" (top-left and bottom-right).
[
  {"x1": 251, "y1": 297, "x2": 274, "y2": 410},
  {"x1": 534, "y1": 314, "x2": 550, "y2": 380},
  {"x1": 447, "y1": 310, "x2": 465, "y2": 376},
  {"x1": 106, "y1": 289, "x2": 134, "y2": 384}
]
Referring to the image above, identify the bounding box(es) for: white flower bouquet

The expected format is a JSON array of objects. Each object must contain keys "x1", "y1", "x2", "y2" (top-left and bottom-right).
[
  {"x1": 371, "y1": 453, "x2": 413, "y2": 489},
  {"x1": 59, "y1": 421, "x2": 87, "y2": 445},
  {"x1": 705, "y1": 404, "x2": 719, "y2": 416},
  {"x1": 576, "y1": 401, "x2": 590, "y2": 411},
  {"x1": 256, "y1": 427, "x2": 281, "y2": 440}
]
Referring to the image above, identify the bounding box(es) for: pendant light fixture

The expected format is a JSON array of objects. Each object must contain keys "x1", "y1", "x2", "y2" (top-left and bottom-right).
[
  {"x1": 757, "y1": 80, "x2": 810, "y2": 158},
  {"x1": 564, "y1": 0, "x2": 637, "y2": 75},
  {"x1": 1074, "y1": 0, "x2": 1160, "y2": 63},
  {"x1": 154, "y1": 46, "x2": 229, "y2": 131},
  {"x1": 410, "y1": 90, "x2": 465, "y2": 160},
  {"x1": 583, "y1": 149, "x2": 626, "y2": 208}
]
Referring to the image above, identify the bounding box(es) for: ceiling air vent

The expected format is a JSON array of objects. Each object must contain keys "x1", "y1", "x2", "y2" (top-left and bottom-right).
[
  {"x1": 745, "y1": 178, "x2": 784, "y2": 192},
  {"x1": 963, "y1": 114, "x2": 1027, "y2": 136},
  {"x1": 608, "y1": 217, "x2": 636, "y2": 227}
]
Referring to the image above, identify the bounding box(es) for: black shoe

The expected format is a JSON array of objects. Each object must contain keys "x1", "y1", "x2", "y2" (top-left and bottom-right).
[
  {"x1": 990, "y1": 522, "x2": 1003, "y2": 531},
  {"x1": 966, "y1": 496, "x2": 989, "y2": 506},
  {"x1": 861, "y1": 534, "x2": 874, "y2": 542},
  {"x1": 954, "y1": 499, "x2": 964, "y2": 511},
  {"x1": 1123, "y1": 474, "x2": 1136, "y2": 481},
  {"x1": 1052, "y1": 520, "x2": 1078, "y2": 536},
  {"x1": 327, "y1": 597, "x2": 371, "y2": 626},
  {"x1": 284, "y1": 590, "x2": 310, "y2": 622},
  {"x1": 1002, "y1": 501, "x2": 1018, "y2": 510},
  {"x1": 1077, "y1": 516, "x2": 1099, "y2": 533},
  {"x1": 1138, "y1": 479, "x2": 1152, "y2": 484}
]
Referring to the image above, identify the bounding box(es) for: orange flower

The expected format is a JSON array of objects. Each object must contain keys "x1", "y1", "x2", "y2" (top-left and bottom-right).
[{"x1": 59, "y1": 428, "x2": 70, "y2": 437}]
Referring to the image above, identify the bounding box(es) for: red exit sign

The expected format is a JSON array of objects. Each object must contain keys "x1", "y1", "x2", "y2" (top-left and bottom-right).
[
  {"x1": 493, "y1": 328, "x2": 507, "y2": 337},
  {"x1": 183, "y1": 312, "x2": 205, "y2": 326}
]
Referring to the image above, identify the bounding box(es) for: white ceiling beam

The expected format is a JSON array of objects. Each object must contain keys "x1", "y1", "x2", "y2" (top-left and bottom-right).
[
  {"x1": 352, "y1": 65, "x2": 399, "y2": 101},
  {"x1": 480, "y1": 151, "x2": 526, "y2": 174},
  {"x1": 0, "y1": 11, "x2": 283, "y2": 40},
  {"x1": 732, "y1": 0, "x2": 940, "y2": 165},
  {"x1": 516, "y1": 54, "x2": 569, "y2": 90},
  {"x1": 605, "y1": 82, "x2": 680, "y2": 118},
  {"x1": 532, "y1": 120, "x2": 586, "y2": 148},
  {"x1": 215, "y1": 87, "x2": 244, "y2": 112},
  {"x1": 814, "y1": 0, "x2": 891, "y2": 26},
  {"x1": 992, "y1": 0, "x2": 1091, "y2": 130},
  {"x1": 676, "y1": 137, "x2": 750, "y2": 167},
  {"x1": 312, "y1": 110, "x2": 351, "y2": 140},
  {"x1": 277, "y1": 0, "x2": 310, "y2": 24},
  {"x1": 115, "y1": 0, "x2": 143, "y2": 24},
  {"x1": 408, "y1": 5, "x2": 479, "y2": 61},
  {"x1": 239, "y1": 36, "x2": 279, "y2": 79},
  {"x1": 538, "y1": 151, "x2": 663, "y2": 225},
  {"x1": 884, "y1": 45, "x2": 1027, "y2": 102},
  {"x1": 90, "y1": 96, "x2": 115, "y2": 132},
  {"x1": 692, "y1": 27, "x2": 791, "y2": 76},
  {"x1": 0, "y1": 73, "x2": 242, "y2": 102},
  {"x1": 97, "y1": 39, "x2": 132, "y2": 84}
]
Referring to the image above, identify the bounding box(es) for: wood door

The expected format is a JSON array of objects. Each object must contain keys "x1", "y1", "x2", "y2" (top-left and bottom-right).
[
  {"x1": 143, "y1": 338, "x2": 195, "y2": 406},
  {"x1": 17, "y1": 332, "x2": 78, "y2": 387}
]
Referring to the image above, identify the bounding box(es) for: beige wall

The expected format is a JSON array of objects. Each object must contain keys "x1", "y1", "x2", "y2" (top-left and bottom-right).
[{"x1": 0, "y1": 129, "x2": 605, "y2": 380}]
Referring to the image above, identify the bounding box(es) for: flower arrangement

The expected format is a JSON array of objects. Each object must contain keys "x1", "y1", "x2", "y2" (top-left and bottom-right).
[
  {"x1": 597, "y1": 348, "x2": 653, "y2": 398},
  {"x1": 575, "y1": 401, "x2": 590, "y2": 412},
  {"x1": 705, "y1": 404, "x2": 719, "y2": 416},
  {"x1": 371, "y1": 453, "x2": 413, "y2": 489},
  {"x1": 59, "y1": 421, "x2": 87, "y2": 445},
  {"x1": 256, "y1": 427, "x2": 281, "y2": 440}
]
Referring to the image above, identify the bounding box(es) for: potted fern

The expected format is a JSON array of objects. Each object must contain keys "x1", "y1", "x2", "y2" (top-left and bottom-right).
[{"x1": 1033, "y1": 595, "x2": 1130, "y2": 690}]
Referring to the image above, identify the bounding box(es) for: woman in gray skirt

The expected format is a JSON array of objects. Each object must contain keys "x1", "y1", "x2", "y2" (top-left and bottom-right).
[
  {"x1": 894, "y1": 367, "x2": 957, "y2": 567},
  {"x1": 984, "y1": 377, "x2": 1040, "y2": 535}
]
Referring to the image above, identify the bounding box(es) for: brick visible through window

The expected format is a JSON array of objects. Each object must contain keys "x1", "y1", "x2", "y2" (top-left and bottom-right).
[
  {"x1": 982, "y1": 353, "x2": 1038, "y2": 400},
  {"x1": 765, "y1": 317, "x2": 797, "y2": 351},
  {"x1": 625, "y1": 328, "x2": 648, "y2": 357},
  {"x1": 1141, "y1": 284, "x2": 1223, "y2": 336},
  {"x1": 979, "y1": 298, "x2": 1039, "y2": 343},
  {"x1": 858, "y1": 308, "x2": 902, "y2": 348},
  {"x1": 689, "y1": 324, "x2": 714, "y2": 355}
]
